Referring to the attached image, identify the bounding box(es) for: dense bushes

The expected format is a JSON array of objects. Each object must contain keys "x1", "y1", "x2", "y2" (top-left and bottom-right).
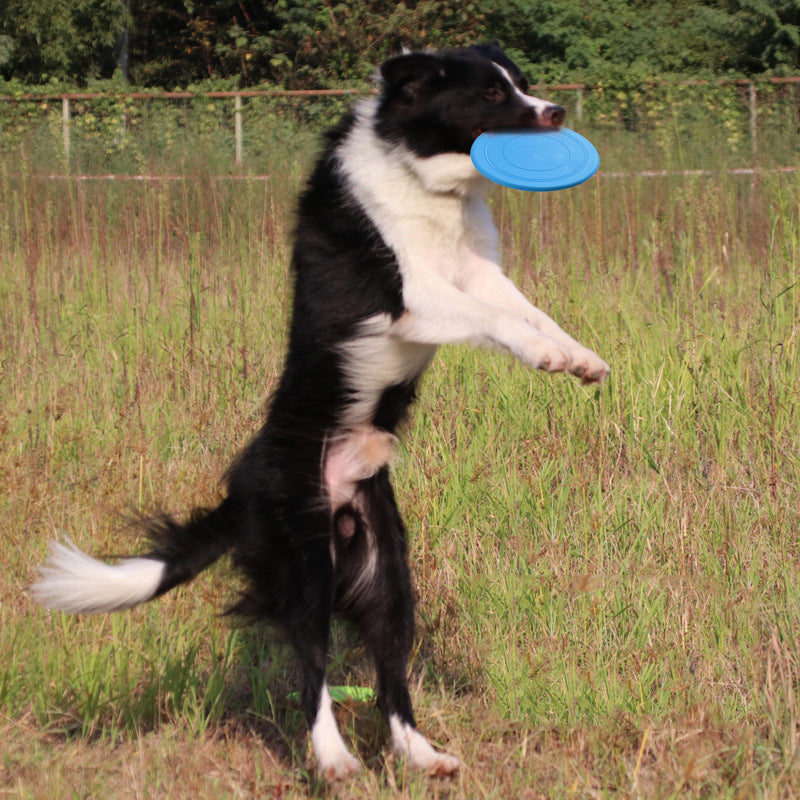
[
  {"x1": 1, "y1": 75, "x2": 797, "y2": 177},
  {"x1": 1, "y1": 0, "x2": 798, "y2": 89},
  {"x1": 1, "y1": 1, "x2": 797, "y2": 175}
]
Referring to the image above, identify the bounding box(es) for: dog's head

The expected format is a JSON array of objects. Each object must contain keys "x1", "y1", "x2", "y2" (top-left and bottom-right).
[{"x1": 374, "y1": 43, "x2": 565, "y2": 158}]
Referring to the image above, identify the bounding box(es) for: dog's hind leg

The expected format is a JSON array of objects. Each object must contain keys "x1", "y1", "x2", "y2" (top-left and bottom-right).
[
  {"x1": 300, "y1": 610, "x2": 361, "y2": 780},
  {"x1": 308, "y1": 680, "x2": 361, "y2": 781},
  {"x1": 350, "y1": 472, "x2": 460, "y2": 775},
  {"x1": 281, "y1": 523, "x2": 361, "y2": 782},
  {"x1": 296, "y1": 624, "x2": 361, "y2": 780}
]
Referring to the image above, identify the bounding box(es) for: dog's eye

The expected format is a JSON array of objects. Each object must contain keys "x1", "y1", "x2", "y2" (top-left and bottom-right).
[{"x1": 484, "y1": 85, "x2": 506, "y2": 103}]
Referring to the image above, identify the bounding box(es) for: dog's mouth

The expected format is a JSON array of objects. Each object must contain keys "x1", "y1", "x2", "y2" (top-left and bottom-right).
[{"x1": 473, "y1": 105, "x2": 566, "y2": 139}]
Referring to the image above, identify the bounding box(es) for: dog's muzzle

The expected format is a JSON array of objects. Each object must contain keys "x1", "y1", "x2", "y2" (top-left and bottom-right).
[
  {"x1": 521, "y1": 103, "x2": 566, "y2": 129},
  {"x1": 541, "y1": 104, "x2": 566, "y2": 128}
]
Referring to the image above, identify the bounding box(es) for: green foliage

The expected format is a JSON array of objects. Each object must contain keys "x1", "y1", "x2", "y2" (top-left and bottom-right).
[
  {"x1": 1, "y1": 0, "x2": 798, "y2": 88},
  {"x1": 483, "y1": 0, "x2": 800, "y2": 82},
  {"x1": 1, "y1": 74, "x2": 797, "y2": 178},
  {"x1": 0, "y1": 0, "x2": 129, "y2": 83},
  {"x1": 131, "y1": 0, "x2": 489, "y2": 88},
  {"x1": 216, "y1": 0, "x2": 489, "y2": 88}
]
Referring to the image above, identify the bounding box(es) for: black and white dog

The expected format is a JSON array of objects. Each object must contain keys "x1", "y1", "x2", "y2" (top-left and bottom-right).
[{"x1": 32, "y1": 44, "x2": 609, "y2": 781}]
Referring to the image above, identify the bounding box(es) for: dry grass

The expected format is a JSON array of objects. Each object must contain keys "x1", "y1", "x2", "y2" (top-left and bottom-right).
[{"x1": 2, "y1": 133, "x2": 800, "y2": 798}]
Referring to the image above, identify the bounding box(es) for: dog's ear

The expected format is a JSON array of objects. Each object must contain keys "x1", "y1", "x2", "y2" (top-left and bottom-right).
[
  {"x1": 468, "y1": 41, "x2": 505, "y2": 61},
  {"x1": 379, "y1": 52, "x2": 445, "y2": 104}
]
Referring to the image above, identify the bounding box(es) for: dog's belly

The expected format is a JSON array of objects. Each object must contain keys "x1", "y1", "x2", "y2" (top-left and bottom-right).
[{"x1": 338, "y1": 313, "x2": 435, "y2": 428}]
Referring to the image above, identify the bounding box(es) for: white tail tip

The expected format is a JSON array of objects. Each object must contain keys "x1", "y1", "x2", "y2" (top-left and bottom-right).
[{"x1": 31, "y1": 539, "x2": 165, "y2": 615}]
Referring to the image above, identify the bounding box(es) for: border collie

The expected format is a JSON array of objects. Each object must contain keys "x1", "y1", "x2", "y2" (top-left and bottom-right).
[{"x1": 32, "y1": 43, "x2": 609, "y2": 781}]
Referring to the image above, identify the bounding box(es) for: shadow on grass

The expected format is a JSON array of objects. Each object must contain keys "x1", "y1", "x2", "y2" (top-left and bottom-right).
[{"x1": 38, "y1": 617, "x2": 395, "y2": 792}]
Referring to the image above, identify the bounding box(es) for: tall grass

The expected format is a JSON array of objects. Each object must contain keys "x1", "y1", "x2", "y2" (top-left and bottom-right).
[{"x1": 1, "y1": 123, "x2": 799, "y2": 798}]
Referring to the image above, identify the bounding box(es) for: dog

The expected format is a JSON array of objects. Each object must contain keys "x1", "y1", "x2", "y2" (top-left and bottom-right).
[{"x1": 32, "y1": 43, "x2": 609, "y2": 781}]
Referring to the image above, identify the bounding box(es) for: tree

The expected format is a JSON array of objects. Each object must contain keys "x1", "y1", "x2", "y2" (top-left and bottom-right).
[
  {"x1": 0, "y1": 0, "x2": 797, "y2": 87},
  {"x1": 727, "y1": 0, "x2": 800, "y2": 73},
  {"x1": 480, "y1": 0, "x2": 800, "y2": 81},
  {"x1": 128, "y1": 0, "x2": 490, "y2": 87},
  {"x1": 0, "y1": 0, "x2": 129, "y2": 83}
]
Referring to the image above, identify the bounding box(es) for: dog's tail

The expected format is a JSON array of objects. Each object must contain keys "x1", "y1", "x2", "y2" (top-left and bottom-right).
[{"x1": 31, "y1": 498, "x2": 239, "y2": 615}]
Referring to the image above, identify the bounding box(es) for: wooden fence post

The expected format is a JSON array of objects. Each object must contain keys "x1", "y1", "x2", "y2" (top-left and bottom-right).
[
  {"x1": 62, "y1": 96, "x2": 71, "y2": 166},
  {"x1": 748, "y1": 82, "x2": 758, "y2": 156},
  {"x1": 234, "y1": 94, "x2": 243, "y2": 168}
]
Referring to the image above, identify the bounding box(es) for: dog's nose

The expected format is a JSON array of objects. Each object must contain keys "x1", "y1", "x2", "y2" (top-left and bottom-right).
[{"x1": 542, "y1": 105, "x2": 566, "y2": 127}]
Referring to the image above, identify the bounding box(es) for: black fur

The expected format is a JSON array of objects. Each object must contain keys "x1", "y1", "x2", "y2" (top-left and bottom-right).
[
  {"x1": 144, "y1": 111, "x2": 422, "y2": 732},
  {"x1": 376, "y1": 43, "x2": 561, "y2": 156},
  {"x1": 118, "y1": 43, "x2": 565, "y2": 767},
  {"x1": 32, "y1": 40, "x2": 612, "y2": 777}
]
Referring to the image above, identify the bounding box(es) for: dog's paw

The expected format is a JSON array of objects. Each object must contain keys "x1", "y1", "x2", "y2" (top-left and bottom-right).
[
  {"x1": 567, "y1": 345, "x2": 610, "y2": 384},
  {"x1": 422, "y1": 751, "x2": 461, "y2": 777},
  {"x1": 389, "y1": 716, "x2": 460, "y2": 776},
  {"x1": 318, "y1": 750, "x2": 361, "y2": 783},
  {"x1": 312, "y1": 689, "x2": 362, "y2": 782},
  {"x1": 515, "y1": 337, "x2": 572, "y2": 374}
]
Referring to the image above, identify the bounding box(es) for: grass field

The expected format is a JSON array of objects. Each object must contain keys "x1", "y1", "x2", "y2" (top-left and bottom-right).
[{"x1": 1, "y1": 121, "x2": 799, "y2": 799}]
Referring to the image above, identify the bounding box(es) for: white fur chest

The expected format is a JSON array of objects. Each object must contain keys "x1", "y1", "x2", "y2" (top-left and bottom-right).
[
  {"x1": 337, "y1": 99, "x2": 499, "y2": 288},
  {"x1": 333, "y1": 100, "x2": 502, "y2": 428}
]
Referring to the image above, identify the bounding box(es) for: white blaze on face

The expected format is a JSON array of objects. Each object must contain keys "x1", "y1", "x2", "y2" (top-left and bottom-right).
[{"x1": 492, "y1": 62, "x2": 557, "y2": 120}]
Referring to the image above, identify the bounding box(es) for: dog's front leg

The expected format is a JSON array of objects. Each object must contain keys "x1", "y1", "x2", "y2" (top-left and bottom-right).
[
  {"x1": 394, "y1": 273, "x2": 576, "y2": 376},
  {"x1": 461, "y1": 258, "x2": 610, "y2": 384}
]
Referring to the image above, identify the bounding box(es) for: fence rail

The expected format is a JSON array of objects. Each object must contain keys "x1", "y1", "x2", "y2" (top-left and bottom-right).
[{"x1": 2, "y1": 76, "x2": 799, "y2": 167}]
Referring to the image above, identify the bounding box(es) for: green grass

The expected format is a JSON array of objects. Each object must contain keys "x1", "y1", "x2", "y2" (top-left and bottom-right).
[{"x1": 1, "y1": 126, "x2": 800, "y2": 798}]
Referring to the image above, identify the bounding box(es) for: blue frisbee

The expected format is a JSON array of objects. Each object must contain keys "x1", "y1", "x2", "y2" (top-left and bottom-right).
[{"x1": 471, "y1": 128, "x2": 599, "y2": 192}]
